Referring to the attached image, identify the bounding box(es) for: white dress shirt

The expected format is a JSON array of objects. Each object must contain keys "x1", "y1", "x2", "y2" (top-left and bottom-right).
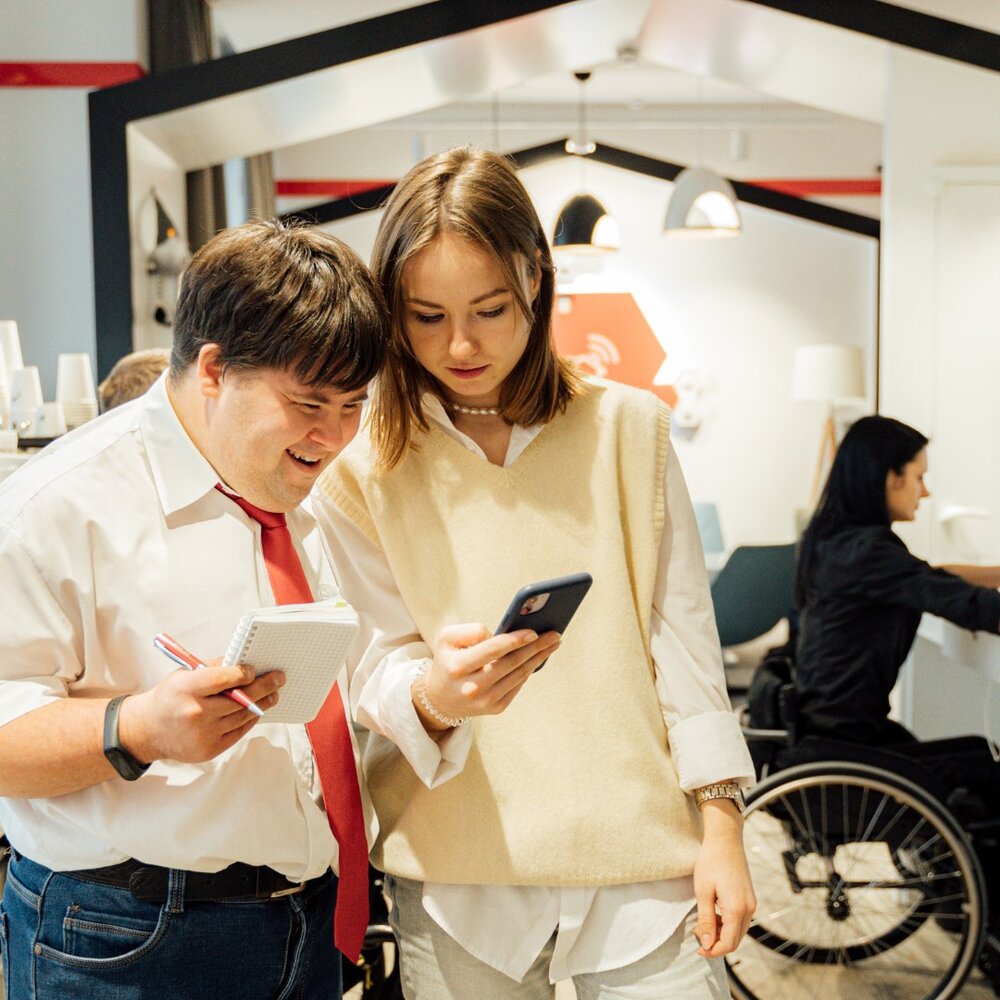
[
  {"x1": 0, "y1": 376, "x2": 374, "y2": 881},
  {"x1": 315, "y1": 393, "x2": 754, "y2": 982}
]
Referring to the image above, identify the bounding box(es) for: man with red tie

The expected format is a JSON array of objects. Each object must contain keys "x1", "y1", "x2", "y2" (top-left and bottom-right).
[{"x1": 0, "y1": 219, "x2": 388, "y2": 999}]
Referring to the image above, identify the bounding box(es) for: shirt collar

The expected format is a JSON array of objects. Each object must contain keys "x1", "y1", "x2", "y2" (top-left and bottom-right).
[
  {"x1": 137, "y1": 377, "x2": 317, "y2": 529},
  {"x1": 138, "y1": 375, "x2": 224, "y2": 516}
]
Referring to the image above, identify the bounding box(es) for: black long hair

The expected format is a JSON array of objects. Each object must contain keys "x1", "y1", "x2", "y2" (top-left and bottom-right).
[{"x1": 795, "y1": 415, "x2": 928, "y2": 608}]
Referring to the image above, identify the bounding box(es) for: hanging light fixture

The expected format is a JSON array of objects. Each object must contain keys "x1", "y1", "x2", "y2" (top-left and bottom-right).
[
  {"x1": 552, "y1": 71, "x2": 619, "y2": 254},
  {"x1": 664, "y1": 76, "x2": 741, "y2": 239},
  {"x1": 664, "y1": 167, "x2": 741, "y2": 238}
]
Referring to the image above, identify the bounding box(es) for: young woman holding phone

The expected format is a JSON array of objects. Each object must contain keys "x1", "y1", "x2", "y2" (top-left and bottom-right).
[{"x1": 314, "y1": 147, "x2": 754, "y2": 999}]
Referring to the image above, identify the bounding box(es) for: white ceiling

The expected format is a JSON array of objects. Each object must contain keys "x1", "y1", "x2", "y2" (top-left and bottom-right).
[{"x1": 183, "y1": 0, "x2": 998, "y2": 218}]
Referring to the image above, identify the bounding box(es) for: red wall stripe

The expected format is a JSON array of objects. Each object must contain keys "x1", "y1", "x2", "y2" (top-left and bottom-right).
[
  {"x1": 278, "y1": 177, "x2": 882, "y2": 200},
  {"x1": 0, "y1": 62, "x2": 146, "y2": 88},
  {"x1": 749, "y1": 178, "x2": 882, "y2": 196},
  {"x1": 275, "y1": 179, "x2": 394, "y2": 198}
]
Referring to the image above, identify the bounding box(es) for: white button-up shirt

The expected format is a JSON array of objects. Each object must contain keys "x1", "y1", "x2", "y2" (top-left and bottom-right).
[
  {"x1": 315, "y1": 394, "x2": 754, "y2": 982},
  {"x1": 0, "y1": 376, "x2": 366, "y2": 881}
]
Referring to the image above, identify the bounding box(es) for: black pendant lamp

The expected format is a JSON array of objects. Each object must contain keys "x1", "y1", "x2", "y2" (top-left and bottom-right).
[{"x1": 552, "y1": 71, "x2": 618, "y2": 254}]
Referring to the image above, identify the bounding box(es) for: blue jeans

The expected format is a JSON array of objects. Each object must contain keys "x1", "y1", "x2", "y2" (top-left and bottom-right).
[{"x1": 0, "y1": 849, "x2": 342, "y2": 1000}]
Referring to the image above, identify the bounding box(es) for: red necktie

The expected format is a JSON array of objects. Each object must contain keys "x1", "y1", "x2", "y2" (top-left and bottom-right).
[{"x1": 220, "y1": 487, "x2": 369, "y2": 962}]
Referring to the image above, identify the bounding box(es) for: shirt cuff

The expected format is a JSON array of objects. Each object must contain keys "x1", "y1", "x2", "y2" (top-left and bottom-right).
[
  {"x1": 666, "y1": 710, "x2": 756, "y2": 791},
  {"x1": 382, "y1": 659, "x2": 473, "y2": 789}
]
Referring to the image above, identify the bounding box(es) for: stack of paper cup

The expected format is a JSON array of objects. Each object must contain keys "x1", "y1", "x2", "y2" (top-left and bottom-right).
[
  {"x1": 56, "y1": 353, "x2": 98, "y2": 429},
  {"x1": 10, "y1": 366, "x2": 44, "y2": 435},
  {"x1": 0, "y1": 320, "x2": 24, "y2": 372},
  {"x1": 0, "y1": 342, "x2": 8, "y2": 428},
  {"x1": 0, "y1": 321, "x2": 22, "y2": 429}
]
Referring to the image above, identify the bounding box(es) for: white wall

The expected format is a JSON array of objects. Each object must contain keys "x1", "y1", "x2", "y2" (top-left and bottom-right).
[
  {"x1": 878, "y1": 49, "x2": 1000, "y2": 737},
  {"x1": 0, "y1": 0, "x2": 146, "y2": 397},
  {"x1": 310, "y1": 154, "x2": 877, "y2": 547},
  {"x1": 880, "y1": 50, "x2": 1000, "y2": 562}
]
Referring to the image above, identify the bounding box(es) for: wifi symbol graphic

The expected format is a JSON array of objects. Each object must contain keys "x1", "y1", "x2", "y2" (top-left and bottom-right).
[{"x1": 573, "y1": 332, "x2": 621, "y2": 377}]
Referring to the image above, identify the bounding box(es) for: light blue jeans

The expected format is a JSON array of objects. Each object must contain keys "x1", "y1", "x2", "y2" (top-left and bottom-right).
[
  {"x1": 385, "y1": 874, "x2": 728, "y2": 1000},
  {"x1": 0, "y1": 847, "x2": 342, "y2": 1000}
]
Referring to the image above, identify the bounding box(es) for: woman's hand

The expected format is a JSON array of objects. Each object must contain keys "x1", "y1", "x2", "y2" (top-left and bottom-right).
[
  {"x1": 693, "y1": 798, "x2": 756, "y2": 958},
  {"x1": 413, "y1": 623, "x2": 561, "y2": 731}
]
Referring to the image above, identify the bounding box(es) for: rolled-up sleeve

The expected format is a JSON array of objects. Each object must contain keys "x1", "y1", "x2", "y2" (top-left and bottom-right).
[
  {"x1": 651, "y1": 449, "x2": 755, "y2": 790},
  {"x1": 314, "y1": 492, "x2": 472, "y2": 788},
  {"x1": 0, "y1": 522, "x2": 77, "y2": 728}
]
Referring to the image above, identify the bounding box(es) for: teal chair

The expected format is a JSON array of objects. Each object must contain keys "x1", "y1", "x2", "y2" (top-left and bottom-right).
[{"x1": 710, "y1": 543, "x2": 796, "y2": 648}]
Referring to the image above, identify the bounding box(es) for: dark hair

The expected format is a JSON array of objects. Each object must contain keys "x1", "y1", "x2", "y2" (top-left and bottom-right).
[
  {"x1": 795, "y1": 414, "x2": 929, "y2": 607},
  {"x1": 368, "y1": 146, "x2": 584, "y2": 468},
  {"x1": 170, "y1": 218, "x2": 388, "y2": 391}
]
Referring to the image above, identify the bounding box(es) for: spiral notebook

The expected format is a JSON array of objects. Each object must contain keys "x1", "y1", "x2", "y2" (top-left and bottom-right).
[{"x1": 223, "y1": 599, "x2": 360, "y2": 724}]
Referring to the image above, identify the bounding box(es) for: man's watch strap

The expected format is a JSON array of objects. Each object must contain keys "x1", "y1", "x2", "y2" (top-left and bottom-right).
[{"x1": 103, "y1": 695, "x2": 151, "y2": 781}]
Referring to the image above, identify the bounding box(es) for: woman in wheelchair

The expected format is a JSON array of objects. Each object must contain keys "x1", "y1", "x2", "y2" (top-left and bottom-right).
[
  {"x1": 729, "y1": 414, "x2": 1000, "y2": 1000},
  {"x1": 794, "y1": 414, "x2": 1000, "y2": 816}
]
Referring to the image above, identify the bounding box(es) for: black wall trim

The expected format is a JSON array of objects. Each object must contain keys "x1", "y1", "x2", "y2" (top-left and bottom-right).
[
  {"x1": 743, "y1": 0, "x2": 1000, "y2": 74},
  {"x1": 280, "y1": 140, "x2": 570, "y2": 227},
  {"x1": 594, "y1": 143, "x2": 879, "y2": 238},
  {"x1": 284, "y1": 139, "x2": 880, "y2": 240},
  {"x1": 88, "y1": 0, "x2": 575, "y2": 378}
]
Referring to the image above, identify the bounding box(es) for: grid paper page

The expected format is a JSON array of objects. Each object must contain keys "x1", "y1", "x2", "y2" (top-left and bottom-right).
[{"x1": 228, "y1": 618, "x2": 359, "y2": 724}]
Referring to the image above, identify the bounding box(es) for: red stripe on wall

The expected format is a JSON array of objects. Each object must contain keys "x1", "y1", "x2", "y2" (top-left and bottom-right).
[
  {"x1": 0, "y1": 62, "x2": 146, "y2": 88},
  {"x1": 749, "y1": 178, "x2": 882, "y2": 196},
  {"x1": 278, "y1": 177, "x2": 882, "y2": 201},
  {"x1": 275, "y1": 180, "x2": 395, "y2": 198}
]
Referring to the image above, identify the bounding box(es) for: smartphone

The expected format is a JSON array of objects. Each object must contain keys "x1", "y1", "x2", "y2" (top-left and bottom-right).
[{"x1": 494, "y1": 572, "x2": 593, "y2": 671}]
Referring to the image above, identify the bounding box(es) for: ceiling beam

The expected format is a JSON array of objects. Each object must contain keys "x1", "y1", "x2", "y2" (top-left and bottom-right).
[{"x1": 743, "y1": 0, "x2": 1000, "y2": 73}]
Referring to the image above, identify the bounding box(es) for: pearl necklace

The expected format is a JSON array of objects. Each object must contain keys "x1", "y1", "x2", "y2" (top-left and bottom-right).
[{"x1": 452, "y1": 403, "x2": 501, "y2": 416}]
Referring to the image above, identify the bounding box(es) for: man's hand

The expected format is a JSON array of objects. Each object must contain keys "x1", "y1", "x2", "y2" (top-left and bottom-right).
[
  {"x1": 412, "y1": 623, "x2": 560, "y2": 731},
  {"x1": 119, "y1": 658, "x2": 285, "y2": 764}
]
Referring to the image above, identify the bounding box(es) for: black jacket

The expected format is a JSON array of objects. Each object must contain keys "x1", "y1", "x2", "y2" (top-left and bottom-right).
[{"x1": 796, "y1": 524, "x2": 1000, "y2": 744}]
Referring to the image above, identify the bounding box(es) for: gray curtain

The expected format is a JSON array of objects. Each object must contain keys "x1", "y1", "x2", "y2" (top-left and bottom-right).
[
  {"x1": 147, "y1": 0, "x2": 226, "y2": 250},
  {"x1": 245, "y1": 153, "x2": 276, "y2": 221}
]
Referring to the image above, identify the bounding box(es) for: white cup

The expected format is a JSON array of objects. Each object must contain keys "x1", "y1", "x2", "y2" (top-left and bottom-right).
[
  {"x1": 10, "y1": 365, "x2": 43, "y2": 414},
  {"x1": 0, "y1": 428, "x2": 17, "y2": 453},
  {"x1": 34, "y1": 401, "x2": 67, "y2": 438},
  {"x1": 0, "y1": 321, "x2": 23, "y2": 371},
  {"x1": 0, "y1": 349, "x2": 8, "y2": 428},
  {"x1": 56, "y1": 353, "x2": 97, "y2": 404}
]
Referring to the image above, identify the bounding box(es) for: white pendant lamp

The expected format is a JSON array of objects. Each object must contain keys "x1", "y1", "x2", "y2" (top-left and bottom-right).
[{"x1": 664, "y1": 166, "x2": 741, "y2": 238}]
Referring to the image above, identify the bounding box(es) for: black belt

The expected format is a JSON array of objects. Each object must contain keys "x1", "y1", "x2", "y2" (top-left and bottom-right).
[{"x1": 64, "y1": 858, "x2": 315, "y2": 903}]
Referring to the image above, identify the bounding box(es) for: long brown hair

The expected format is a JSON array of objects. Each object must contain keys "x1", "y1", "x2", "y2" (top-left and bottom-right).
[{"x1": 369, "y1": 146, "x2": 584, "y2": 468}]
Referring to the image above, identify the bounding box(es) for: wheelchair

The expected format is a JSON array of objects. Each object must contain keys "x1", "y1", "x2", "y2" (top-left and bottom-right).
[{"x1": 727, "y1": 650, "x2": 1000, "y2": 1000}]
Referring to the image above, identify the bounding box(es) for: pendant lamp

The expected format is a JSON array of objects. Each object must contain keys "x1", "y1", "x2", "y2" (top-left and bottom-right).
[
  {"x1": 552, "y1": 71, "x2": 618, "y2": 254},
  {"x1": 664, "y1": 166, "x2": 741, "y2": 238}
]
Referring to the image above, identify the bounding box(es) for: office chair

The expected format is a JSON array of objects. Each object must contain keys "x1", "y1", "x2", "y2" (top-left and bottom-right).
[{"x1": 710, "y1": 542, "x2": 796, "y2": 648}]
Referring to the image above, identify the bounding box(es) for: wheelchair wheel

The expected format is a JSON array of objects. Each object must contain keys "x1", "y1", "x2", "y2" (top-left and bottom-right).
[{"x1": 727, "y1": 761, "x2": 989, "y2": 1000}]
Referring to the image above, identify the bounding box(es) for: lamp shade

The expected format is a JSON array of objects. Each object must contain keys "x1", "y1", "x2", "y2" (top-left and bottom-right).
[
  {"x1": 664, "y1": 167, "x2": 741, "y2": 238},
  {"x1": 552, "y1": 193, "x2": 619, "y2": 253},
  {"x1": 792, "y1": 344, "x2": 865, "y2": 403}
]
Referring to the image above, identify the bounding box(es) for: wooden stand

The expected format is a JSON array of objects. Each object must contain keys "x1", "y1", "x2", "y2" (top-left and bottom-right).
[{"x1": 808, "y1": 410, "x2": 838, "y2": 510}]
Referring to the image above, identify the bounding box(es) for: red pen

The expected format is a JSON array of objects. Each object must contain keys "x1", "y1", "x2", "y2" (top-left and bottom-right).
[{"x1": 153, "y1": 633, "x2": 265, "y2": 717}]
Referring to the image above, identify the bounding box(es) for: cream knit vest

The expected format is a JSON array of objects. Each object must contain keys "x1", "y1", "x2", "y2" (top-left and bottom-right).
[{"x1": 321, "y1": 380, "x2": 702, "y2": 885}]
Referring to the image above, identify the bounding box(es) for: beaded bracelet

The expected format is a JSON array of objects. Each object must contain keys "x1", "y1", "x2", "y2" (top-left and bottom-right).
[{"x1": 414, "y1": 660, "x2": 470, "y2": 729}]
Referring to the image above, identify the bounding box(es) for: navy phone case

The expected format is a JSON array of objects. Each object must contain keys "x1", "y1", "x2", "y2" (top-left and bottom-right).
[{"x1": 494, "y1": 572, "x2": 593, "y2": 668}]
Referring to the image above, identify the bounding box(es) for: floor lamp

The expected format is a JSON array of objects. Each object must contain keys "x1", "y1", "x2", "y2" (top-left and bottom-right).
[{"x1": 793, "y1": 344, "x2": 865, "y2": 509}]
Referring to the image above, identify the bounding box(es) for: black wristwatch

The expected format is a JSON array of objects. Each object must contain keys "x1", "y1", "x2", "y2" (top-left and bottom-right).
[{"x1": 103, "y1": 695, "x2": 151, "y2": 781}]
